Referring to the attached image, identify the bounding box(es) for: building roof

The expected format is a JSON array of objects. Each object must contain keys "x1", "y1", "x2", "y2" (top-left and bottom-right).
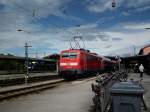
[
  {"x1": 139, "y1": 44, "x2": 150, "y2": 55},
  {"x1": 0, "y1": 55, "x2": 56, "y2": 62}
]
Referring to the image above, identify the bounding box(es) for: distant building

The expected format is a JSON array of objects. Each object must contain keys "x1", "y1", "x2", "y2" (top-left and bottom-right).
[
  {"x1": 0, "y1": 54, "x2": 57, "y2": 74},
  {"x1": 138, "y1": 44, "x2": 150, "y2": 75},
  {"x1": 43, "y1": 54, "x2": 60, "y2": 60},
  {"x1": 139, "y1": 44, "x2": 150, "y2": 55}
]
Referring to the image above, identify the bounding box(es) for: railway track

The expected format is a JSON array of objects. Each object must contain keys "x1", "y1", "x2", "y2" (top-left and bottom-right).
[
  {"x1": 0, "y1": 76, "x2": 97, "y2": 101},
  {"x1": 0, "y1": 79, "x2": 64, "y2": 101}
]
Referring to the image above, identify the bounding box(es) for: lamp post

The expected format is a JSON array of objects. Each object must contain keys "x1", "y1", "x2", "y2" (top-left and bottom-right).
[
  {"x1": 17, "y1": 29, "x2": 32, "y2": 84},
  {"x1": 145, "y1": 28, "x2": 150, "y2": 30},
  {"x1": 17, "y1": 29, "x2": 31, "y2": 34},
  {"x1": 133, "y1": 45, "x2": 136, "y2": 56},
  {"x1": 24, "y1": 42, "x2": 32, "y2": 84}
]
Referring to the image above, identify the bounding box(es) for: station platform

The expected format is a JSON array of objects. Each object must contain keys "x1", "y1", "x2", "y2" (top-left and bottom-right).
[
  {"x1": 0, "y1": 72, "x2": 57, "y2": 80},
  {"x1": 0, "y1": 78, "x2": 63, "y2": 93},
  {"x1": 0, "y1": 72, "x2": 59, "y2": 87},
  {"x1": 128, "y1": 73, "x2": 150, "y2": 111}
]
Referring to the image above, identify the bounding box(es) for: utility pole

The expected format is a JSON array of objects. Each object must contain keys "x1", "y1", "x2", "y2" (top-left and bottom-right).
[
  {"x1": 145, "y1": 28, "x2": 150, "y2": 30},
  {"x1": 24, "y1": 42, "x2": 32, "y2": 84},
  {"x1": 44, "y1": 52, "x2": 46, "y2": 57},
  {"x1": 133, "y1": 45, "x2": 136, "y2": 56},
  {"x1": 35, "y1": 51, "x2": 38, "y2": 58}
]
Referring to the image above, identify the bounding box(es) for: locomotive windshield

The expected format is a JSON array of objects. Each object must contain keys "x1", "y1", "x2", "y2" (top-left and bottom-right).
[{"x1": 62, "y1": 52, "x2": 78, "y2": 58}]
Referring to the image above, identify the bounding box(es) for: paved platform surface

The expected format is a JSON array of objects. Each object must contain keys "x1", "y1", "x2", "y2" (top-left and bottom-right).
[
  {"x1": 0, "y1": 77, "x2": 95, "y2": 112},
  {"x1": 0, "y1": 73, "x2": 149, "y2": 112},
  {"x1": 128, "y1": 73, "x2": 150, "y2": 112}
]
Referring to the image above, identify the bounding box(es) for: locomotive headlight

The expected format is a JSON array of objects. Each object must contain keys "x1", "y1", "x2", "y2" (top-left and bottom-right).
[
  {"x1": 60, "y1": 63, "x2": 67, "y2": 66},
  {"x1": 60, "y1": 62, "x2": 78, "y2": 66},
  {"x1": 70, "y1": 62, "x2": 78, "y2": 66}
]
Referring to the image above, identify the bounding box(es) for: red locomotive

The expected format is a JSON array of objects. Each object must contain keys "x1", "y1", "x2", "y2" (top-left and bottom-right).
[{"x1": 58, "y1": 49, "x2": 115, "y2": 79}]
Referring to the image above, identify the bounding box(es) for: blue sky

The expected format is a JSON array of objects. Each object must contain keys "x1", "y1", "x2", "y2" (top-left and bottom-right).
[{"x1": 0, "y1": 0, "x2": 150, "y2": 57}]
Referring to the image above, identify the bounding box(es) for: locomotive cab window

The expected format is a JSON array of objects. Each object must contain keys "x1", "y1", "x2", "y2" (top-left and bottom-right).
[
  {"x1": 69, "y1": 52, "x2": 78, "y2": 58},
  {"x1": 61, "y1": 52, "x2": 78, "y2": 58},
  {"x1": 62, "y1": 52, "x2": 69, "y2": 58}
]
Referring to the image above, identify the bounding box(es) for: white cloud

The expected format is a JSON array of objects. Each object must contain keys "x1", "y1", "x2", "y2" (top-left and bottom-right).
[
  {"x1": 126, "y1": 0, "x2": 150, "y2": 8},
  {"x1": 0, "y1": 0, "x2": 76, "y2": 56},
  {"x1": 87, "y1": 0, "x2": 113, "y2": 13},
  {"x1": 0, "y1": 1, "x2": 150, "y2": 57},
  {"x1": 135, "y1": 5, "x2": 150, "y2": 11},
  {"x1": 122, "y1": 23, "x2": 150, "y2": 30},
  {"x1": 0, "y1": 0, "x2": 79, "y2": 32},
  {"x1": 1, "y1": 0, "x2": 71, "y2": 18},
  {"x1": 122, "y1": 11, "x2": 131, "y2": 16},
  {"x1": 108, "y1": 22, "x2": 150, "y2": 31},
  {"x1": 86, "y1": 0, "x2": 150, "y2": 13},
  {"x1": 1, "y1": 20, "x2": 150, "y2": 57}
]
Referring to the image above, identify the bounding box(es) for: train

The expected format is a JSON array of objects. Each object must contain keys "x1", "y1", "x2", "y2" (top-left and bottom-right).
[{"x1": 58, "y1": 49, "x2": 116, "y2": 79}]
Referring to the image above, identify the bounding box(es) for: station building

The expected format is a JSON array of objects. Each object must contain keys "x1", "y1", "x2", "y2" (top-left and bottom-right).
[{"x1": 139, "y1": 44, "x2": 150, "y2": 55}]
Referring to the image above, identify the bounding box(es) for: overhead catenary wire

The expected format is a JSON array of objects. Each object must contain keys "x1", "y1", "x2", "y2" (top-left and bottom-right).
[
  {"x1": 69, "y1": 36, "x2": 86, "y2": 49},
  {"x1": 8, "y1": 0, "x2": 75, "y2": 18},
  {"x1": 5, "y1": 0, "x2": 94, "y2": 44},
  {"x1": 8, "y1": 0, "x2": 50, "y2": 17},
  {"x1": 8, "y1": 0, "x2": 56, "y2": 18},
  {"x1": 8, "y1": 0, "x2": 33, "y2": 15},
  {"x1": 4, "y1": 0, "x2": 73, "y2": 35}
]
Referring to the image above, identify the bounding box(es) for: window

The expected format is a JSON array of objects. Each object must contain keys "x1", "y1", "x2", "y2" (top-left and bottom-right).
[
  {"x1": 62, "y1": 52, "x2": 78, "y2": 58},
  {"x1": 62, "y1": 52, "x2": 69, "y2": 58}
]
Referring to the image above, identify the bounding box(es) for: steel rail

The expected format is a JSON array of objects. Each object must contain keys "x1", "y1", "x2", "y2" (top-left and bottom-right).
[
  {"x1": 0, "y1": 75, "x2": 97, "y2": 101},
  {"x1": 0, "y1": 79, "x2": 64, "y2": 101}
]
